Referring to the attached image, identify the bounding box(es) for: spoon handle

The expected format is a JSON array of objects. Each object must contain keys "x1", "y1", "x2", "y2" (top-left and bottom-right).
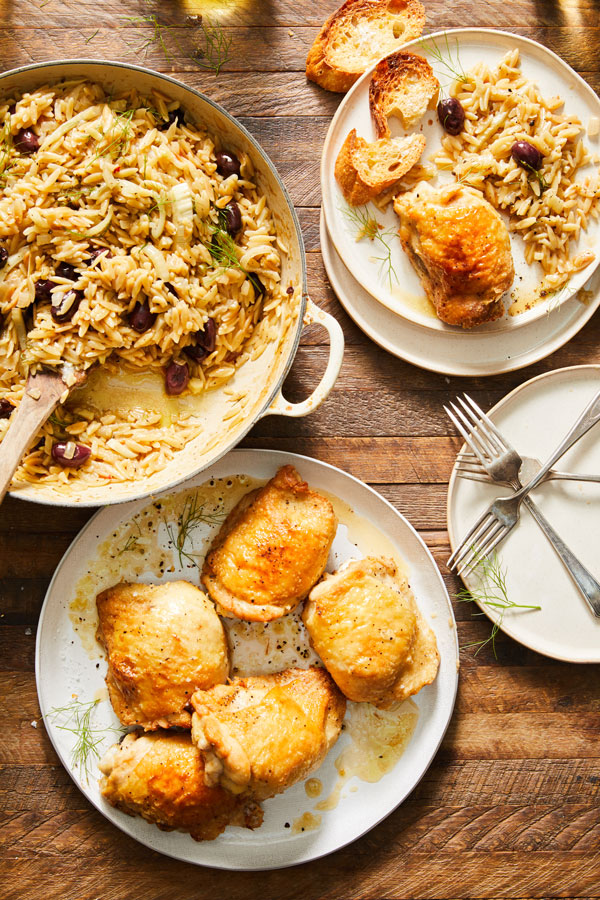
[{"x1": 0, "y1": 376, "x2": 66, "y2": 505}]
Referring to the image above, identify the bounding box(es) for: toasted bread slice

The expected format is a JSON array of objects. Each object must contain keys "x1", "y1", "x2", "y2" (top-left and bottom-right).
[
  {"x1": 306, "y1": 0, "x2": 426, "y2": 93},
  {"x1": 335, "y1": 128, "x2": 426, "y2": 205},
  {"x1": 369, "y1": 50, "x2": 439, "y2": 138}
]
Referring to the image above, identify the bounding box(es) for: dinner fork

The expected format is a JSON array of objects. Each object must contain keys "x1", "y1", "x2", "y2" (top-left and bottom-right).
[
  {"x1": 456, "y1": 453, "x2": 600, "y2": 486},
  {"x1": 445, "y1": 390, "x2": 600, "y2": 617}
]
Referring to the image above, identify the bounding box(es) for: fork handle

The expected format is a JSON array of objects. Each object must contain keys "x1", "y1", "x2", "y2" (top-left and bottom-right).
[
  {"x1": 523, "y1": 495, "x2": 600, "y2": 617},
  {"x1": 517, "y1": 387, "x2": 600, "y2": 498}
]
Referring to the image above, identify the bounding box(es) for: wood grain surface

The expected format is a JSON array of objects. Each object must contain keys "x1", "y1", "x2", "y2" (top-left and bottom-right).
[{"x1": 1, "y1": 1, "x2": 599, "y2": 897}]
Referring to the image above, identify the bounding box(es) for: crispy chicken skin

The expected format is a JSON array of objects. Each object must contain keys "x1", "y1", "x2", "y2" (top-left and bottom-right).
[
  {"x1": 303, "y1": 557, "x2": 439, "y2": 708},
  {"x1": 99, "y1": 731, "x2": 263, "y2": 841},
  {"x1": 394, "y1": 182, "x2": 515, "y2": 328},
  {"x1": 201, "y1": 466, "x2": 337, "y2": 622},
  {"x1": 190, "y1": 667, "x2": 346, "y2": 800},
  {"x1": 96, "y1": 581, "x2": 229, "y2": 730}
]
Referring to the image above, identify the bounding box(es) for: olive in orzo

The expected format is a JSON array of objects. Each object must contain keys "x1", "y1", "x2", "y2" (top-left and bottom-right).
[
  {"x1": 224, "y1": 201, "x2": 243, "y2": 236},
  {"x1": 34, "y1": 279, "x2": 58, "y2": 302},
  {"x1": 0, "y1": 398, "x2": 15, "y2": 418},
  {"x1": 14, "y1": 128, "x2": 39, "y2": 154},
  {"x1": 183, "y1": 318, "x2": 217, "y2": 361},
  {"x1": 51, "y1": 289, "x2": 83, "y2": 323},
  {"x1": 0, "y1": 247, "x2": 8, "y2": 269},
  {"x1": 55, "y1": 261, "x2": 79, "y2": 281},
  {"x1": 437, "y1": 98, "x2": 465, "y2": 135},
  {"x1": 511, "y1": 141, "x2": 544, "y2": 171},
  {"x1": 165, "y1": 360, "x2": 190, "y2": 395},
  {"x1": 129, "y1": 300, "x2": 156, "y2": 333},
  {"x1": 215, "y1": 150, "x2": 241, "y2": 178},
  {"x1": 51, "y1": 442, "x2": 91, "y2": 468}
]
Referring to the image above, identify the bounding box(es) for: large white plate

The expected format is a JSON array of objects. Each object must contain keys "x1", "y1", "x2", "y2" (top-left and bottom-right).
[
  {"x1": 321, "y1": 210, "x2": 600, "y2": 376},
  {"x1": 447, "y1": 366, "x2": 600, "y2": 662},
  {"x1": 36, "y1": 449, "x2": 458, "y2": 870},
  {"x1": 321, "y1": 29, "x2": 600, "y2": 332}
]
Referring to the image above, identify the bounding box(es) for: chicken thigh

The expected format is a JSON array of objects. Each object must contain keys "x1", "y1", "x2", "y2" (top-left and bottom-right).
[
  {"x1": 99, "y1": 731, "x2": 262, "y2": 841},
  {"x1": 201, "y1": 466, "x2": 337, "y2": 622},
  {"x1": 303, "y1": 556, "x2": 439, "y2": 708},
  {"x1": 394, "y1": 182, "x2": 514, "y2": 328},
  {"x1": 96, "y1": 581, "x2": 229, "y2": 730},
  {"x1": 190, "y1": 667, "x2": 346, "y2": 800}
]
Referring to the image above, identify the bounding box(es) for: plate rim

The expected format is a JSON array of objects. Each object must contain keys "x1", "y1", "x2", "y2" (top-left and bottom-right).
[
  {"x1": 321, "y1": 27, "x2": 600, "y2": 333},
  {"x1": 446, "y1": 363, "x2": 600, "y2": 663},
  {"x1": 35, "y1": 447, "x2": 460, "y2": 870},
  {"x1": 320, "y1": 209, "x2": 600, "y2": 376}
]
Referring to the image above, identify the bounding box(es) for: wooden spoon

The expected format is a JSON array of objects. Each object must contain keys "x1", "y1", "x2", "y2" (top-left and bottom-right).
[{"x1": 0, "y1": 368, "x2": 86, "y2": 505}]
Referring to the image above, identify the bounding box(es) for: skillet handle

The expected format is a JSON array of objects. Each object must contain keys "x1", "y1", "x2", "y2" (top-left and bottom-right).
[{"x1": 263, "y1": 298, "x2": 344, "y2": 418}]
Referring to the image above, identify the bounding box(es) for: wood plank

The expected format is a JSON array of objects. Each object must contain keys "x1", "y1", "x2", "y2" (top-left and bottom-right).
[
  {"x1": 2, "y1": 757, "x2": 598, "y2": 812},
  {"x1": 0, "y1": 850, "x2": 599, "y2": 900},
  {"x1": 1, "y1": 26, "x2": 599, "y2": 73}
]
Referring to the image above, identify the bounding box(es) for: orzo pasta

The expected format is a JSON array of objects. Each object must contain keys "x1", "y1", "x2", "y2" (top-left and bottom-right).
[
  {"x1": 433, "y1": 49, "x2": 600, "y2": 294},
  {"x1": 0, "y1": 80, "x2": 291, "y2": 487}
]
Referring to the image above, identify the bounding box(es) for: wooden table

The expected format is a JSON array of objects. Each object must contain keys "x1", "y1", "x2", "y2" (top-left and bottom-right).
[{"x1": 1, "y1": 1, "x2": 599, "y2": 897}]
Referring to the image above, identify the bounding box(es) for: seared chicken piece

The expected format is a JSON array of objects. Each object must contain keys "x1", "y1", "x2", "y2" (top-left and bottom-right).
[
  {"x1": 96, "y1": 581, "x2": 229, "y2": 730},
  {"x1": 394, "y1": 183, "x2": 514, "y2": 328},
  {"x1": 201, "y1": 465, "x2": 337, "y2": 622},
  {"x1": 99, "y1": 731, "x2": 263, "y2": 841},
  {"x1": 303, "y1": 556, "x2": 439, "y2": 708},
  {"x1": 190, "y1": 667, "x2": 346, "y2": 800}
]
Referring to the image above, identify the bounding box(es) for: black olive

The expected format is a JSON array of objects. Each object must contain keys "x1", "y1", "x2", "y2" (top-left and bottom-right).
[
  {"x1": 34, "y1": 279, "x2": 58, "y2": 302},
  {"x1": 223, "y1": 201, "x2": 242, "y2": 236},
  {"x1": 248, "y1": 273, "x2": 265, "y2": 297},
  {"x1": 86, "y1": 247, "x2": 112, "y2": 265},
  {"x1": 51, "y1": 289, "x2": 83, "y2": 323},
  {"x1": 164, "y1": 282, "x2": 178, "y2": 296},
  {"x1": 51, "y1": 441, "x2": 91, "y2": 468},
  {"x1": 511, "y1": 141, "x2": 543, "y2": 171},
  {"x1": 161, "y1": 107, "x2": 186, "y2": 130},
  {"x1": 165, "y1": 360, "x2": 189, "y2": 395},
  {"x1": 215, "y1": 150, "x2": 241, "y2": 179},
  {"x1": 183, "y1": 318, "x2": 217, "y2": 361},
  {"x1": 0, "y1": 247, "x2": 8, "y2": 270},
  {"x1": 0, "y1": 398, "x2": 15, "y2": 419},
  {"x1": 437, "y1": 98, "x2": 465, "y2": 136},
  {"x1": 14, "y1": 128, "x2": 39, "y2": 154},
  {"x1": 55, "y1": 261, "x2": 78, "y2": 281},
  {"x1": 128, "y1": 300, "x2": 156, "y2": 333}
]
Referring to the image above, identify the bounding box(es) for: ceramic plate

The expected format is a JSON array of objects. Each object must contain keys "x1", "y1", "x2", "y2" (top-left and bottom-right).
[
  {"x1": 36, "y1": 449, "x2": 458, "y2": 869},
  {"x1": 320, "y1": 211, "x2": 600, "y2": 376},
  {"x1": 321, "y1": 29, "x2": 600, "y2": 332},
  {"x1": 447, "y1": 366, "x2": 600, "y2": 661}
]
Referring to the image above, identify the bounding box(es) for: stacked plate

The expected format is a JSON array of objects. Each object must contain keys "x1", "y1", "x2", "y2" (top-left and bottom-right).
[{"x1": 320, "y1": 29, "x2": 600, "y2": 376}]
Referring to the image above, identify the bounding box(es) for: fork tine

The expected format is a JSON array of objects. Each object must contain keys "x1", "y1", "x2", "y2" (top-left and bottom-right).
[
  {"x1": 448, "y1": 509, "x2": 498, "y2": 569},
  {"x1": 456, "y1": 396, "x2": 504, "y2": 456},
  {"x1": 458, "y1": 521, "x2": 514, "y2": 575},
  {"x1": 451, "y1": 515, "x2": 503, "y2": 570},
  {"x1": 455, "y1": 521, "x2": 506, "y2": 575},
  {"x1": 445, "y1": 404, "x2": 490, "y2": 465},
  {"x1": 462, "y1": 394, "x2": 510, "y2": 452},
  {"x1": 456, "y1": 471, "x2": 492, "y2": 484},
  {"x1": 455, "y1": 461, "x2": 489, "y2": 473}
]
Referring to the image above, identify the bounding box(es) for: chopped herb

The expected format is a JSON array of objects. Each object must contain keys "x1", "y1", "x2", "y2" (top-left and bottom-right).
[
  {"x1": 90, "y1": 108, "x2": 135, "y2": 163},
  {"x1": 164, "y1": 493, "x2": 226, "y2": 567},
  {"x1": 44, "y1": 699, "x2": 123, "y2": 784},
  {"x1": 122, "y1": 13, "x2": 232, "y2": 75},
  {"x1": 117, "y1": 533, "x2": 141, "y2": 555},
  {"x1": 341, "y1": 203, "x2": 399, "y2": 290},
  {"x1": 85, "y1": 29, "x2": 99, "y2": 44},
  {"x1": 420, "y1": 33, "x2": 468, "y2": 84},
  {"x1": 194, "y1": 17, "x2": 232, "y2": 75},
  {"x1": 456, "y1": 551, "x2": 540, "y2": 657}
]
